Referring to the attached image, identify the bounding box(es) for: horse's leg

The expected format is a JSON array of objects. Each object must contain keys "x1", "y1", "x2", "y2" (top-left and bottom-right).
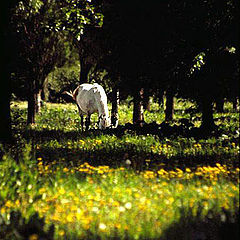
[
  {"x1": 80, "y1": 115, "x2": 84, "y2": 132},
  {"x1": 85, "y1": 114, "x2": 91, "y2": 130},
  {"x1": 77, "y1": 106, "x2": 84, "y2": 132}
]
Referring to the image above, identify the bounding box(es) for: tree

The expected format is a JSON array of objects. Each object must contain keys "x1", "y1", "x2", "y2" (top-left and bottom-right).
[
  {"x1": 57, "y1": 0, "x2": 103, "y2": 84},
  {"x1": 64, "y1": 1, "x2": 124, "y2": 125},
  {"x1": 166, "y1": 0, "x2": 239, "y2": 131},
  {"x1": 11, "y1": 1, "x2": 64, "y2": 123},
  {"x1": 133, "y1": 88, "x2": 144, "y2": 125},
  {"x1": 103, "y1": 0, "x2": 238, "y2": 130},
  {"x1": 0, "y1": 0, "x2": 20, "y2": 143},
  {"x1": 47, "y1": 45, "x2": 80, "y2": 102},
  {"x1": 101, "y1": 1, "x2": 163, "y2": 124},
  {"x1": 165, "y1": 89, "x2": 174, "y2": 122},
  {"x1": 193, "y1": 49, "x2": 238, "y2": 130}
]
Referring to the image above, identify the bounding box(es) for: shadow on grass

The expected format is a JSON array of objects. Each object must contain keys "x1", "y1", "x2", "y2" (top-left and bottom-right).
[
  {"x1": 160, "y1": 208, "x2": 239, "y2": 240},
  {"x1": 24, "y1": 119, "x2": 237, "y2": 142},
  {"x1": 0, "y1": 211, "x2": 54, "y2": 240},
  {"x1": 23, "y1": 121, "x2": 239, "y2": 172},
  {"x1": 35, "y1": 143, "x2": 239, "y2": 170},
  {"x1": 1, "y1": 208, "x2": 238, "y2": 240}
]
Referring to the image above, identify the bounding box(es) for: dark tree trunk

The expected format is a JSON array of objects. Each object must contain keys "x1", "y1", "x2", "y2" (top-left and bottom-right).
[
  {"x1": 0, "y1": 75, "x2": 11, "y2": 142},
  {"x1": 133, "y1": 88, "x2": 144, "y2": 126},
  {"x1": 232, "y1": 98, "x2": 238, "y2": 112},
  {"x1": 165, "y1": 89, "x2": 174, "y2": 121},
  {"x1": 27, "y1": 91, "x2": 38, "y2": 125},
  {"x1": 111, "y1": 87, "x2": 120, "y2": 128},
  {"x1": 215, "y1": 99, "x2": 224, "y2": 113},
  {"x1": 200, "y1": 97, "x2": 216, "y2": 131},
  {"x1": 158, "y1": 93, "x2": 164, "y2": 108},
  {"x1": 0, "y1": 1, "x2": 19, "y2": 142},
  {"x1": 80, "y1": 58, "x2": 92, "y2": 84},
  {"x1": 0, "y1": 39, "x2": 11, "y2": 142},
  {"x1": 143, "y1": 89, "x2": 151, "y2": 111}
]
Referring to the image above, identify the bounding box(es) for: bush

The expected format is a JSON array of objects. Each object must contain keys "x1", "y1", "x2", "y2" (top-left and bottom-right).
[{"x1": 47, "y1": 63, "x2": 80, "y2": 103}]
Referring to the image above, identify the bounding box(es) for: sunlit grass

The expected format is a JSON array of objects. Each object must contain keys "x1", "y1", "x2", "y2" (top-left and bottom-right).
[
  {"x1": 1, "y1": 154, "x2": 239, "y2": 239},
  {"x1": 1, "y1": 150, "x2": 239, "y2": 239}
]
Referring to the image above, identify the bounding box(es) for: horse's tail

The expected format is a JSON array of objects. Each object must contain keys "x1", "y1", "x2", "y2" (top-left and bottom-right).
[
  {"x1": 62, "y1": 90, "x2": 73, "y2": 98},
  {"x1": 72, "y1": 86, "x2": 80, "y2": 101}
]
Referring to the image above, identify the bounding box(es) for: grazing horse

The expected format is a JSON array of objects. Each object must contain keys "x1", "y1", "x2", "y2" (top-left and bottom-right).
[{"x1": 63, "y1": 83, "x2": 111, "y2": 130}]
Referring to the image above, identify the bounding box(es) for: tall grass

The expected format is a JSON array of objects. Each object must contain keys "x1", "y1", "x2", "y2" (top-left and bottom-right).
[{"x1": 0, "y1": 99, "x2": 239, "y2": 239}]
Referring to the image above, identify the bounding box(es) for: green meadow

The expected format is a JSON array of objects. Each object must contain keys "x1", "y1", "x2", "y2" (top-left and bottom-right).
[{"x1": 0, "y1": 99, "x2": 239, "y2": 240}]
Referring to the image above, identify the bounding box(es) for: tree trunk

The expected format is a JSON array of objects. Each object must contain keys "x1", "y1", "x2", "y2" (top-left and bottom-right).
[
  {"x1": 27, "y1": 91, "x2": 37, "y2": 125},
  {"x1": 232, "y1": 98, "x2": 238, "y2": 112},
  {"x1": 36, "y1": 88, "x2": 42, "y2": 113},
  {"x1": 42, "y1": 77, "x2": 48, "y2": 101},
  {"x1": 111, "y1": 87, "x2": 120, "y2": 128},
  {"x1": 0, "y1": 1, "x2": 20, "y2": 143},
  {"x1": 158, "y1": 93, "x2": 164, "y2": 108},
  {"x1": 165, "y1": 89, "x2": 174, "y2": 121},
  {"x1": 200, "y1": 97, "x2": 216, "y2": 131},
  {"x1": 80, "y1": 58, "x2": 92, "y2": 84},
  {"x1": 133, "y1": 88, "x2": 144, "y2": 126},
  {"x1": 0, "y1": 29, "x2": 11, "y2": 141},
  {"x1": 0, "y1": 76, "x2": 11, "y2": 142},
  {"x1": 143, "y1": 89, "x2": 151, "y2": 111},
  {"x1": 215, "y1": 99, "x2": 224, "y2": 113}
]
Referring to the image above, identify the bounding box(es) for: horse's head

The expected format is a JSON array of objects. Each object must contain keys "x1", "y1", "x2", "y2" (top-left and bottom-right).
[{"x1": 99, "y1": 114, "x2": 111, "y2": 129}]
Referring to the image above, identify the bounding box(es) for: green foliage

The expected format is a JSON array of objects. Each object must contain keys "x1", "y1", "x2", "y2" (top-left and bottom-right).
[
  {"x1": 0, "y1": 144, "x2": 38, "y2": 202},
  {"x1": 15, "y1": 0, "x2": 103, "y2": 37},
  {"x1": 48, "y1": 62, "x2": 80, "y2": 94},
  {"x1": 190, "y1": 52, "x2": 206, "y2": 75},
  {"x1": 16, "y1": 0, "x2": 44, "y2": 18},
  {"x1": 57, "y1": 0, "x2": 104, "y2": 40}
]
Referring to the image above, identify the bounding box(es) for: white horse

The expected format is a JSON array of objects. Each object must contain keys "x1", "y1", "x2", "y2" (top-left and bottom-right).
[{"x1": 63, "y1": 83, "x2": 111, "y2": 130}]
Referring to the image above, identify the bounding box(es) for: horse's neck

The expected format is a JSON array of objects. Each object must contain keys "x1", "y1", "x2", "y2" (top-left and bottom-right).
[
  {"x1": 97, "y1": 99, "x2": 109, "y2": 117},
  {"x1": 98, "y1": 104, "x2": 109, "y2": 117},
  {"x1": 93, "y1": 87, "x2": 109, "y2": 117}
]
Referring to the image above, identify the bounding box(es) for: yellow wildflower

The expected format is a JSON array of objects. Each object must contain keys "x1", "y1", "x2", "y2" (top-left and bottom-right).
[
  {"x1": 28, "y1": 234, "x2": 39, "y2": 240},
  {"x1": 59, "y1": 230, "x2": 65, "y2": 236},
  {"x1": 5, "y1": 200, "x2": 12, "y2": 208},
  {"x1": 59, "y1": 188, "x2": 65, "y2": 195}
]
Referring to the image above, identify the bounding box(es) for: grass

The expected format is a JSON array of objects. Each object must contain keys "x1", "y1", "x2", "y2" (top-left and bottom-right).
[{"x1": 0, "y1": 99, "x2": 239, "y2": 239}]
